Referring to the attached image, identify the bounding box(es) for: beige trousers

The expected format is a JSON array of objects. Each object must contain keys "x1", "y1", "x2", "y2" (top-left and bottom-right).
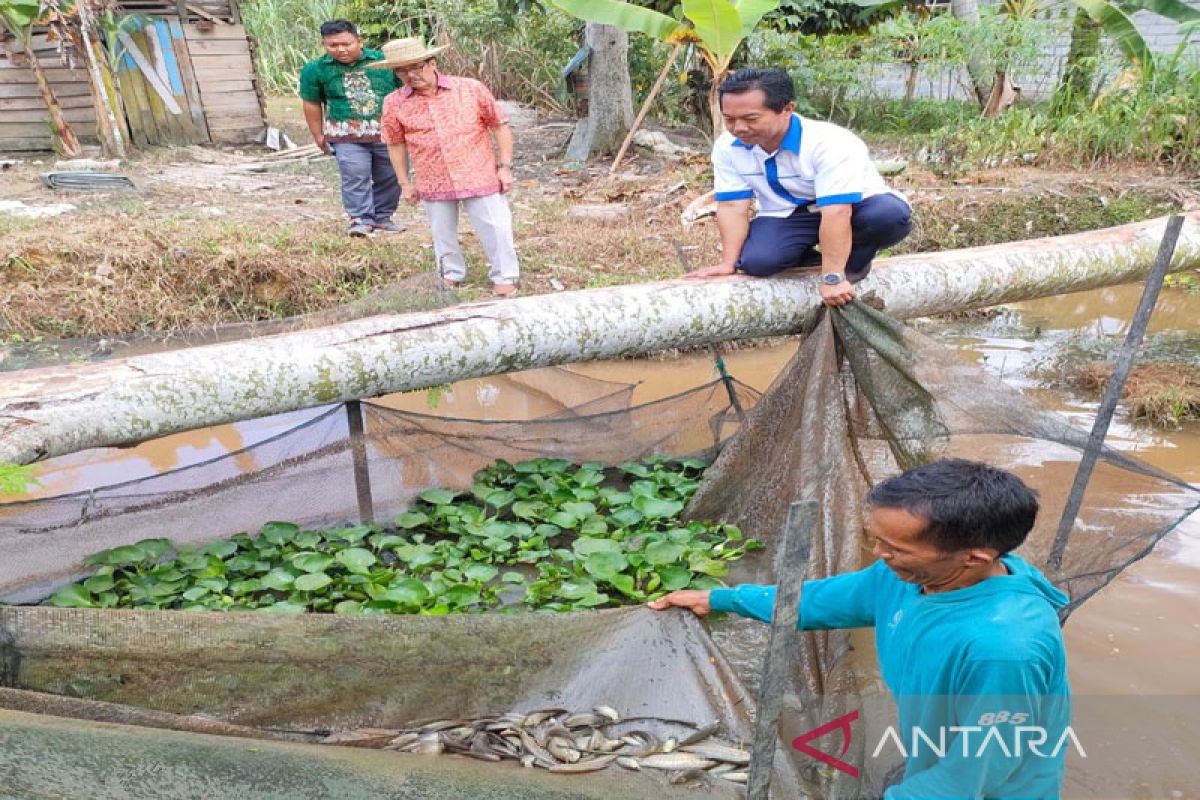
[{"x1": 422, "y1": 193, "x2": 520, "y2": 285}]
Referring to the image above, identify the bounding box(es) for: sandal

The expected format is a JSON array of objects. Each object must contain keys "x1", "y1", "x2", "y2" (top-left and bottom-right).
[{"x1": 492, "y1": 283, "x2": 518, "y2": 297}]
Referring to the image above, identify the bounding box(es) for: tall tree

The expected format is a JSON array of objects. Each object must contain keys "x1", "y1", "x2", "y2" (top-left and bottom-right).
[
  {"x1": 1053, "y1": 7, "x2": 1101, "y2": 113},
  {"x1": 552, "y1": 0, "x2": 781, "y2": 138},
  {"x1": 0, "y1": 0, "x2": 82, "y2": 155},
  {"x1": 565, "y1": 23, "x2": 634, "y2": 161},
  {"x1": 948, "y1": 0, "x2": 993, "y2": 106}
]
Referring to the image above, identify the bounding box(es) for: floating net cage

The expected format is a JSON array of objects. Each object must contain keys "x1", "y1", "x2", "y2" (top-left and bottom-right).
[{"x1": 1, "y1": 302, "x2": 1196, "y2": 799}]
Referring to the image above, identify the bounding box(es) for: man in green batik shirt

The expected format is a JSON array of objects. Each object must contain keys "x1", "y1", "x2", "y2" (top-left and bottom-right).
[{"x1": 299, "y1": 19, "x2": 402, "y2": 238}]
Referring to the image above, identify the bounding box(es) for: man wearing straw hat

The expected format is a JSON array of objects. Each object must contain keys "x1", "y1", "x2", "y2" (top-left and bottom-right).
[{"x1": 371, "y1": 38, "x2": 520, "y2": 297}]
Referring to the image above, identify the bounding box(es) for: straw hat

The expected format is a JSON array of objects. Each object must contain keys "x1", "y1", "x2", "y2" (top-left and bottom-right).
[{"x1": 366, "y1": 37, "x2": 448, "y2": 69}]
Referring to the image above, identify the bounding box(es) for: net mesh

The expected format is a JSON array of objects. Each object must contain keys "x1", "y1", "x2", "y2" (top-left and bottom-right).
[
  {"x1": 687, "y1": 301, "x2": 1199, "y2": 796},
  {"x1": 1, "y1": 303, "x2": 1195, "y2": 798}
]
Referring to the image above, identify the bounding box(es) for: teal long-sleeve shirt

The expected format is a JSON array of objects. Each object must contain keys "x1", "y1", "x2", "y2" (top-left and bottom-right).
[{"x1": 709, "y1": 554, "x2": 1071, "y2": 799}]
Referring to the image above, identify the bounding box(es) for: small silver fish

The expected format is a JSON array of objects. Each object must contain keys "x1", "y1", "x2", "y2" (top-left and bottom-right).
[
  {"x1": 719, "y1": 770, "x2": 748, "y2": 784},
  {"x1": 413, "y1": 732, "x2": 444, "y2": 755},
  {"x1": 563, "y1": 712, "x2": 605, "y2": 728},
  {"x1": 384, "y1": 732, "x2": 419, "y2": 751},
  {"x1": 547, "y1": 736, "x2": 581, "y2": 763},
  {"x1": 419, "y1": 719, "x2": 465, "y2": 733},
  {"x1": 639, "y1": 753, "x2": 716, "y2": 771},
  {"x1": 678, "y1": 720, "x2": 721, "y2": 747},
  {"x1": 680, "y1": 742, "x2": 751, "y2": 765},
  {"x1": 669, "y1": 768, "x2": 709, "y2": 785},
  {"x1": 593, "y1": 705, "x2": 621, "y2": 722},
  {"x1": 620, "y1": 731, "x2": 660, "y2": 757},
  {"x1": 547, "y1": 754, "x2": 618, "y2": 774},
  {"x1": 516, "y1": 728, "x2": 558, "y2": 768},
  {"x1": 319, "y1": 728, "x2": 396, "y2": 748},
  {"x1": 616, "y1": 756, "x2": 641, "y2": 771},
  {"x1": 521, "y1": 709, "x2": 566, "y2": 728}
]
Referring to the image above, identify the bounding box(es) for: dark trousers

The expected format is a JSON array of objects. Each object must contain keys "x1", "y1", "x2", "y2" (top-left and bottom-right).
[
  {"x1": 737, "y1": 193, "x2": 912, "y2": 281},
  {"x1": 329, "y1": 141, "x2": 401, "y2": 226}
]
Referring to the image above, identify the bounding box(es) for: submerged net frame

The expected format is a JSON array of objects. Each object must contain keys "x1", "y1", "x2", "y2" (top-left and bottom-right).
[{"x1": 1, "y1": 306, "x2": 1197, "y2": 798}]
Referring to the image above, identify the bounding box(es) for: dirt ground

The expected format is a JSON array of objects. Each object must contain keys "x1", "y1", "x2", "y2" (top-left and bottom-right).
[{"x1": 1, "y1": 98, "x2": 1196, "y2": 341}]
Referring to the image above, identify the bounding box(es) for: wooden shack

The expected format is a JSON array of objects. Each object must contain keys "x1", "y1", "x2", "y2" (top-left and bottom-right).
[{"x1": 0, "y1": 0, "x2": 266, "y2": 152}]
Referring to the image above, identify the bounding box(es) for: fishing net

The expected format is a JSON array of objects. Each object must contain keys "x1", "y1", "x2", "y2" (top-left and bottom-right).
[
  {"x1": 687, "y1": 300, "x2": 1200, "y2": 797},
  {"x1": 1, "y1": 301, "x2": 1196, "y2": 798}
]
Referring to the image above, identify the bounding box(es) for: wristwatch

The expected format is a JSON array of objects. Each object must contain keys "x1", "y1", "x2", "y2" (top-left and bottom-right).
[{"x1": 820, "y1": 273, "x2": 845, "y2": 285}]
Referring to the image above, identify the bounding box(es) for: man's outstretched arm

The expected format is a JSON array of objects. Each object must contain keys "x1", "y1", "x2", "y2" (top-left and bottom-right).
[
  {"x1": 687, "y1": 199, "x2": 753, "y2": 278},
  {"x1": 649, "y1": 563, "x2": 890, "y2": 630}
]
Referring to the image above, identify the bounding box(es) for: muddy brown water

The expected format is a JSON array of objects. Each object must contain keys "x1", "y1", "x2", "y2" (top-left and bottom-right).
[{"x1": 5, "y1": 283, "x2": 1198, "y2": 798}]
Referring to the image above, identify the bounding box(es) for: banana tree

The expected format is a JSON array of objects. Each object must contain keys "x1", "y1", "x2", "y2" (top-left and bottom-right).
[
  {"x1": 859, "y1": 0, "x2": 1198, "y2": 115},
  {"x1": 551, "y1": 0, "x2": 781, "y2": 139},
  {"x1": 1056, "y1": 0, "x2": 1200, "y2": 110},
  {"x1": 0, "y1": 0, "x2": 82, "y2": 155}
]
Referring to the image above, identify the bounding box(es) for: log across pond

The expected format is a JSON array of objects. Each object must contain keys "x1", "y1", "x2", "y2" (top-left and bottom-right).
[{"x1": 2, "y1": 212, "x2": 1198, "y2": 465}]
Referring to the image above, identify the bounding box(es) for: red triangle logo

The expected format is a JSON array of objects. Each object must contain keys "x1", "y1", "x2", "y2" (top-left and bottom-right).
[{"x1": 790, "y1": 709, "x2": 860, "y2": 778}]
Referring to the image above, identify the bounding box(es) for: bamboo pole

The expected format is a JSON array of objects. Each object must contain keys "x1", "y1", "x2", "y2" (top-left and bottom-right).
[
  {"x1": 2, "y1": 213, "x2": 1198, "y2": 465},
  {"x1": 609, "y1": 42, "x2": 683, "y2": 174},
  {"x1": 1046, "y1": 215, "x2": 1185, "y2": 572}
]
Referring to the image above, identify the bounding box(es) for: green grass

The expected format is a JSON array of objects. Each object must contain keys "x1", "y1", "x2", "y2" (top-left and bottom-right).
[{"x1": 241, "y1": 0, "x2": 339, "y2": 95}]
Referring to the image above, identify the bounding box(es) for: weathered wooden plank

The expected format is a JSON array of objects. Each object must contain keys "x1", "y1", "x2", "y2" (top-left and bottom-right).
[
  {"x1": 184, "y1": 38, "x2": 250, "y2": 56},
  {"x1": 190, "y1": 65, "x2": 255, "y2": 82},
  {"x1": 200, "y1": 95, "x2": 261, "y2": 113},
  {"x1": 0, "y1": 136, "x2": 55, "y2": 150},
  {"x1": 115, "y1": 68, "x2": 153, "y2": 146},
  {"x1": 0, "y1": 94, "x2": 95, "y2": 111},
  {"x1": 206, "y1": 117, "x2": 263, "y2": 133},
  {"x1": 183, "y1": 22, "x2": 247, "y2": 41},
  {"x1": 2, "y1": 106, "x2": 96, "y2": 123},
  {"x1": 207, "y1": 126, "x2": 263, "y2": 141},
  {"x1": 170, "y1": 20, "x2": 211, "y2": 143},
  {"x1": 0, "y1": 68, "x2": 89, "y2": 83},
  {"x1": 194, "y1": 78, "x2": 253, "y2": 93},
  {"x1": 191, "y1": 54, "x2": 255, "y2": 71},
  {"x1": 135, "y1": 27, "x2": 192, "y2": 144},
  {"x1": 0, "y1": 81, "x2": 92, "y2": 98},
  {"x1": 0, "y1": 120, "x2": 96, "y2": 138}
]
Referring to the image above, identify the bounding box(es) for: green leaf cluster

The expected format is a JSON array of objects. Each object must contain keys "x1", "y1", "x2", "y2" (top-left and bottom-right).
[
  {"x1": 0, "y1": 0, "x2": 41, "y2": 37},
  {"x1": 44, "y1": 457, "x2": 761, "y2": 615}
]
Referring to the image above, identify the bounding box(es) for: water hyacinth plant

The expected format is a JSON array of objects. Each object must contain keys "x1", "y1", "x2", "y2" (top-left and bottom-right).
[{"x1": 45, "y1": 456, "x2": 762, "y2": 614}]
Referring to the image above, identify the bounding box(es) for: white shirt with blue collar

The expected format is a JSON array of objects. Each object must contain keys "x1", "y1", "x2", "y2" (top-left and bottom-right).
[{"x1": 712, "y1": 113, "x2": 906, "y2": 218}]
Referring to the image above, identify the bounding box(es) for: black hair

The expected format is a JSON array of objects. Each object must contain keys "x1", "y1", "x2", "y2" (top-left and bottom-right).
[
  {"x1": 718, "y1": 68, "x2": 794, "y2": 113},
  {"x1": 319, "y1": 19, "x2": 358, "y2": 38},
  {"x1": 865, "y1": 458, "x2": 1039, "y2": 555}
]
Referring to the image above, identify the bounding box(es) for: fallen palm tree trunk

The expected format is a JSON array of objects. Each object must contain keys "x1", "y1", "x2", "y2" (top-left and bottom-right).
[{"x1": 2, "y1": 213, "x2": 1198, "y2": 465}]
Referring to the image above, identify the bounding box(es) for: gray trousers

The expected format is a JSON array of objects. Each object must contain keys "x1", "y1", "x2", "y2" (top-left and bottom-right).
[
  {"x1": 422, "y1": 193, "x2": 520, "y2": 284},
  {"x1": 329, "y1": 141, "x2": 400, "y2": 226}
]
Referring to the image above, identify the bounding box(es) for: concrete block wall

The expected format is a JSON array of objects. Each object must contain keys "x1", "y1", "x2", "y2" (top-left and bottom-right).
[{"x1": 852, "y1": 0, "x2": 1198, "y2": 103}]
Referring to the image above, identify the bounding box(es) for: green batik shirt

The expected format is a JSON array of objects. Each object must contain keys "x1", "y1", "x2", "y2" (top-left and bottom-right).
[{"x1": 298, "y1": 49, "x2": 399, "y2": 142}]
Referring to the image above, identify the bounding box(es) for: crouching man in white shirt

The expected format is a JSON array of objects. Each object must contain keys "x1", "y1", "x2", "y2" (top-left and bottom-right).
[{"x1": 687, "y1": 67, "x2": 912, "y2": 308}]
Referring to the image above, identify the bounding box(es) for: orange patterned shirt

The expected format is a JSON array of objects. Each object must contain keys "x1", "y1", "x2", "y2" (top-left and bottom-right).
[{"x1": 380, "y1": 74, "x2": 508, "y2": 201}]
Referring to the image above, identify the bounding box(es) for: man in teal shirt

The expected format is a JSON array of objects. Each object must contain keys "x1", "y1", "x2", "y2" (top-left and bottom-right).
[
  {"x1": 650, "y1": 459, "x2": 1071, "y2": 798},
  {"x1": 299, "y1": 20, "x2": 401, "y2": 237}
]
